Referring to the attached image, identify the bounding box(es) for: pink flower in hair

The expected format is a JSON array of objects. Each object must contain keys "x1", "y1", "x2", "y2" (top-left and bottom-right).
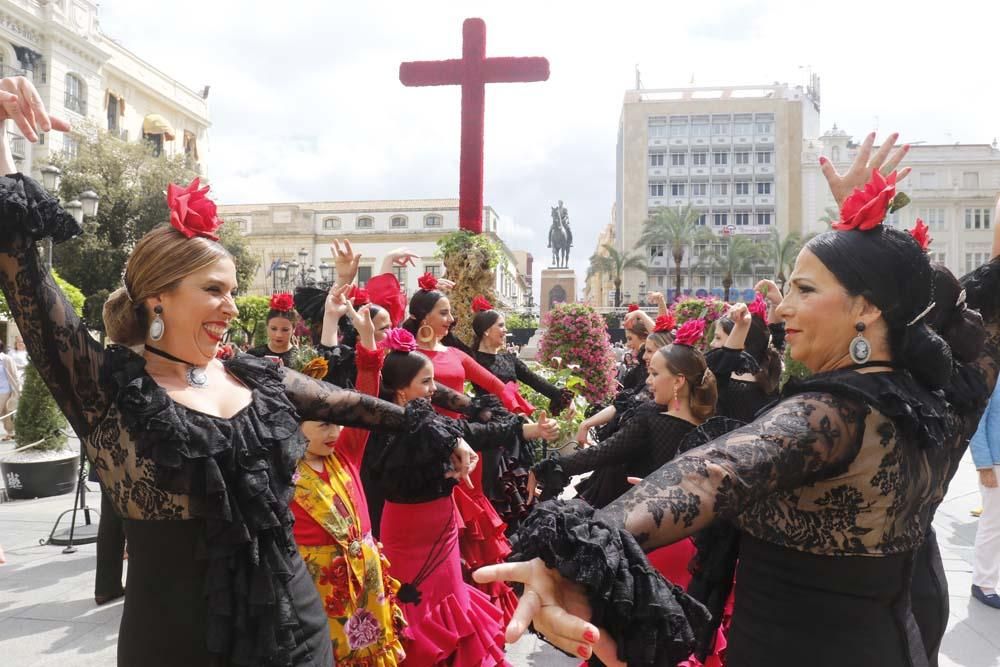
[
  {"x1": 674, "y1": 318, "x2": 706, "y2": 347},
  {"x1": 379, "y1": 328, "x2": 417, "y2": 353},
  {"x1": 747, "y1": 293, "x2": 768, "y2": 321}
]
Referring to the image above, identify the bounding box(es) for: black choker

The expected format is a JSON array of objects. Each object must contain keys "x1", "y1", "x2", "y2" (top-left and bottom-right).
[
  {"x1": 146, "y1": 345, "x2": 210, "y2": 388},
  {"x1": 842, "y1": 360, "x2": 900, "y2": 372}
]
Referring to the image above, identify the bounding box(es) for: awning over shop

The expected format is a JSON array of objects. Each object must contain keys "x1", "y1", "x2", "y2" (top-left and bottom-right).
[{"x1": 142, "y1": 114, "x2": 175, "y2": 141}]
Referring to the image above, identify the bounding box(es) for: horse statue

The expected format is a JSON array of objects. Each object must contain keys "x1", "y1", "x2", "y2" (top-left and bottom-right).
[{"x1": 548, "y1": 200, "x2": 573, "y2": 268}]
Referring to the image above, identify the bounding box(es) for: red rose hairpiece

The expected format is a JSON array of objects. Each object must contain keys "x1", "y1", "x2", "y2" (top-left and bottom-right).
[
  {"x1": 747, "y1": 293, "x2": 768, "y2": 320},
  {"x1": 380, "y1": 328, "x2": 417, "y2": 353},
  {"x1": 471, "y1": 295, "x2": 494, "y2": 313},
  {"x1": 350, "y1": 285, "x2": 370, "y2": 307},
  {"x1": 270, "y1": 292, "x2": 295, "y2": 312},
  {"x1": 673, "y1": 318, "x2": 706, "y2": 347},
  {"x1": 833, "y1": 169, "x2": 907, "y2": 232},
  {"x1": 417, "y1": 273, "x2": 438, "y2": 291},
  {"x1": 167, "y1": 177, "x2": 223, "y2": 241},
  {"x1": 627, "y1": 303, "x2": 640, "y2": 313},
  {"x1": 908, "y1": 218, "x2": 933, "y2": 252},
  {"x1": 653, "y1": 313, "x2": 676, "y2": 333}
]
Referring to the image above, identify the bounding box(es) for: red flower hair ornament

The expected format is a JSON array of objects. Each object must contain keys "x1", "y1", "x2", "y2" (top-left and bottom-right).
[
  {"x1": 471, "y1": 295, "x2": 494, "y2": 313},
  {"x1": 380, "y1": 328, "x2": 417, "y2": 353},
  {"x1": 417, "y1": 273, "x2": 438, "y2": 291},
  {"x1": 270, "y1": 292, "x2": 295, "y2": 312},
  {"x1": 833, "y1": 169, "x2": 909, "y2": 232},
  {"x1": 908, "y1": 218, "x2": 933, "y2": 252},
  {"x1": 673, "y1": 318, "x2": 706, "y2": 347},
  {"x1": 747, "y1": 293, "x2": 768, "y2": 321},
  {"x1": 627, "y1": 303, "x2": 640, "y2": 313},
  {"x1": 349, "y1": 285, "x2": 370, "y2": 307},
  {"x1": 653, "y1": 313, "x2": 676, "y2": 333},
  {"x1": 167, "y1": 178, "x2": 223, "y2": 241}
]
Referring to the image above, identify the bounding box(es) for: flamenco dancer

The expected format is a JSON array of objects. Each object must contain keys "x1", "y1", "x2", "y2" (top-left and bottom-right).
[
  {"x1": 468, "y1": 295, "x2": 573, "y2": 529},
  {"x1": 247, "y1": 291, "x2": 298, "y2": 366},
  {"x1": 290, "y1": 293, "x2": 407, "y2": 666},
  {"x1": 478, "y1": 133, "x2": 999, "y2": 667},
  {"x1": 0, "y1": 75, "x2": 438, "y2": 666}
]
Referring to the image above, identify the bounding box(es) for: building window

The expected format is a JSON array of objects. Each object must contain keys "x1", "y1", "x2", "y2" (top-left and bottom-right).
[
  {"x1": 734, "y1": 151, "x2": 750, "y2": 165},
  {"x1": 648, "y1": 117, "x2": 667, "y2": 138},
  {"x1": 734, "y1": 212, "x2": 750, "y2": 226},
  {"x1": 144, "y1": 132, "x2": 163, "y2": 157},
  {"x1": 649, "y1": 182, "x2": 665, "y2": 197},
  {"x1": 107, "y1": 94, "x2": 120, "y2": 133},
  {"x1": 424, "y1": 264, "x2": 441, "y2": 277},
  {"x1": 735, "y1": 181, "x2": 750, "y2": 195},
  {"x1": 671, "y1": 153, "x2": 686, "y2": 166},
  {"x1": 671, "y1": 183, "x2": 686, "y2": 196},
  {"x1": 669, "y1": 123, "x2": 688, "y2": 137},
  {"x1": 391, "y1": 215, "x2": 407, "y2": 228},
  {"x1": 713, "y1": 152, "x2": 729, "y2": 165},
  {"x1": 756, "y1": 151, "x2": 772, "y2": 164},
  {"x1": 919, "y1": 172, "x2": 937, "y2": 189},
  {"x1": 357, "y1": 216, "x2": 373, "y2": 229},
  {"x1": 690, "y1": 117, "x2": 710, "y2": 137},
  {"x1": 920, "y1": 207, "x2": 946, "y2": 230},
  {"x1": 712, "y1": 122, "x2": 730, "y2": 135},
  {"x1": 757, "y1": 212, "x2": 773, "y2": 226},
  {"x1": 756, "y1": 182, "x2": 772, "y2": 195},
  {"x1": 424, "y1": 214, "x2": 442, "y2": 227},
  {"x1": 963, "y1": 172, "x2": 980, "y2": 189},
  {"x1": 183, "y1": 131, "x2": 199, "y2": 167},
  {"x1": 930, "y1": 251, "x2": 947, "y2": 265},
  {"x1": 63, "y1": 135, "x2": 80, "y2": 158},
  {"x1": 691, "y1": 152, "x2": 707, "y2": 166},
  {"x1": 713, "y1": 213, "x2": 728, "y2": 227},
  {"x1": 694, "y1": 243, "x2": 708, "y2": 257},
  {"x1": 967, "y1": 252, "x2": 990, "y2": 273},
  {"x1": 357, "y1": 266, "x2": 373, "y2": 286},
  {"x1": 965, "y1": 208, "x2": 992, "y2": 230},
  {"x1": 64, "y1": 74, "x2": 86, "y2": 115},
  {"x1": 712, "y1": 183, "x2": 729, "y2": 195},
  {"x1": 756, "y1": 122, "x2": 773, "y2": 134},
  {"x1": 649, "y1": 244, "x2": 665, "y2": 259},
  {"x1": 649, "y1": 152, "x2": 665, "y2": 167},
  {"x1": 322, "y1": 217, "x2": 341, "y2": 231},
  {"x1": 393, "y1": 266, "x2": 407, "y2": 285},
  {"x1": 696, "y1": 213, "x2": 707, "y2": 226},
  {"x1": 734, "y1": 122, "x2": 754, "y2": 135},
  {"x1": 691, "y1": 183, "x2": 707, "y2": 196}
]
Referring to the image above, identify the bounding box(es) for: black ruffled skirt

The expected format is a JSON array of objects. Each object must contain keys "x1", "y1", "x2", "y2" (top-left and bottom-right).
[{"x1": 119, "y1": 519, "x2": 331, "y2": 667}]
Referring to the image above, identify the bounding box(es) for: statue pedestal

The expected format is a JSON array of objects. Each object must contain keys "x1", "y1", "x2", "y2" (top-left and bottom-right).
[
  {"x1": 519, "y1": 328, "x2": 544, "y2": 361},
  {"x1": 539, "y1": 268, "x2": 578, "y2": 320}
]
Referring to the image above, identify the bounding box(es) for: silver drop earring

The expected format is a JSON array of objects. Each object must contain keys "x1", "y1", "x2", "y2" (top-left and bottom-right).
[
  {"x1": 849, "y1": 322, "x2": 870, "y2": 364},
  {"x1": 149, "y1": 305, "x2": 165, "y2": 341}
]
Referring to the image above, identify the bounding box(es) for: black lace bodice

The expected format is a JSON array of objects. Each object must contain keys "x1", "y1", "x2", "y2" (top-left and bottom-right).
[
  {"x1": 471, "y1": 350, "x2": 573, "y2": 414},
  {"x1": 705, "y1": 346, "x2": 777, "y2": 423},
  {"x1": 246, "y1": 344, "x2": 295, "y2": 368}
]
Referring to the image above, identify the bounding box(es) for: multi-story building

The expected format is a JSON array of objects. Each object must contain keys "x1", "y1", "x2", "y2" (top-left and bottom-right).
[
  {"x1": 0, "y1": 0, "x2": 210, "y2": 177},
  {"x1": 615, "y1": 81, "x2": 821, "y2": 301},
  {"x1": 802, "y1": 127, "x2": 1000, "y2": 280},
  {"x1": 584, "y1": 220, "x2": 617, "y2": 306},
  {"x1": 218, "y1": 199, "x2": 531, "y2": 308}
]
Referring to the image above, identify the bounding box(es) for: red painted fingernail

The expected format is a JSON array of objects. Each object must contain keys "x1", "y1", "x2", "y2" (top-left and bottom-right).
[
  {"x1": 578, "y1": 646, "x2": 591, "y2": 658},
  {"x1": 818, "y1": 156, "x2": 828, "y2": 165},
  {"x1": 903, "y1": 144, "x2": 910, "y2": 150},
  {"x1": 584, "y1": 629, "x2": 597, "y2": 642}
]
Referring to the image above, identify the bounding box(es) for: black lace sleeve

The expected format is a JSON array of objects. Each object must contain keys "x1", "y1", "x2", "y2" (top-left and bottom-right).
[
  {"x1": 431, "y1": 384, "x2": 471, "y2": 413},
  {"x1": 459, "y1": 394, "x2": 524, "y2": 452},
  {"x1": 315, "y1": 342, "x2": 356, "y2": 389},
  {"x1": 281, "y1": 366, "x2": 407, "y2": 432},
  {"x1": 510, "y1": 499, "x2": 711, "y2": 667},
  {"x1": 704, "y1": 346, "x2": 760, "y2": 392},
  {"x1": 961, "y1": 258, "x2": 1000, "y2": 396},
  {"x1": 595, "y1": 391, "x2": 867, "y2": 551},
  {"x1": 0, "y1": 174, "x2": 106, "y2": 437}
]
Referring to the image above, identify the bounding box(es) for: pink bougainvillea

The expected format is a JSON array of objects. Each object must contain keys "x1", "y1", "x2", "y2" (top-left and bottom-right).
[{"x1": 538, "y1": 303, "x2": 617, "y2": 404}]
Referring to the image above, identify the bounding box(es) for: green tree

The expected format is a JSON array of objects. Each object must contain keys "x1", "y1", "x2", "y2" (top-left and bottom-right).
[
  {"x1": 635, "y1": 205, "x2": 712, "y2": 299},
  {"x1": 233, "y1": 295, "x2": 271, "y2": 346},
  {"x1": 585, "y1": 244, "x2": 648, "y2": 308},
  {"x1": 0, "y1": 270, "x2": 83, "y2": 318},
  {"x1": 767, "y1": 228, "x2": 802, "y2": 291},
  {"x1": 15, "y1": 365, "x2": 69, "y2": 452},
  {"x1": 818, "y1": 206, "x2": 840, "y2": 227},
  {"x1": 217, "y1": 223, "x2": 260, "y2": 295},
  {"x1": 707, "y1": 235, "x2": 765, "y2": 302}
]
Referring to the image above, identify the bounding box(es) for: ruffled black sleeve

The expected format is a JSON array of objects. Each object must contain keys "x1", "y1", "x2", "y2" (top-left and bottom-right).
[
  {"x1": 460, "y1": 393, "x2": 525, "y2": 452},
  {"x1": 370, "y1": 399, "x2": 465, "y2": 503},
  {"x1": 280, "y1": 364, "x2": 408, "y2": 432},
  {"x1": 0, "y1": 173, "x2": 107, "y2": 437},
  {"x1": 704, "y1": 346, "x2": 760, "y2": 392},
  {"x1": 314, "y1": 342, "x2": 356, "y2": 389},
  {"x1": 510, "y1": 499, "x2": 711, "y2": 666}
]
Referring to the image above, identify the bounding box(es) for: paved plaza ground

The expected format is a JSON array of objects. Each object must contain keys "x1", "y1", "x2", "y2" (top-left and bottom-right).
[{"x1": 1, "y1": 436, "x2": 997, "y2": 666}]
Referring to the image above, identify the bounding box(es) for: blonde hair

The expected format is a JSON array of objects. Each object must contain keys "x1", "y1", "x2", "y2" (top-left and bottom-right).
[{"x1": 103, "y1": 225, "x2": 232, "y2": 345}]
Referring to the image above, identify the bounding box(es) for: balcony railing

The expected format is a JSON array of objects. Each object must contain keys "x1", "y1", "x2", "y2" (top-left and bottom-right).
[
  {"x1": 0, "y1": 65, "x2": 26, "y2": 78},
  {"x1": 9, "y1": 134, "x2": 26, "y2": 160},
  {"x1": 64, "y1": 93, "x2": 87, "y2": 115}
]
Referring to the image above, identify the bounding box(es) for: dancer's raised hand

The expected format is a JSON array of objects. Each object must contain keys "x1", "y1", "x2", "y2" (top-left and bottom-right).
[
  {"x1": 331, "y1": 239, "x2": 362, "y2": 286},
  {"x1": 819, "y1": 131, "x2": 910, "y2": 207}
]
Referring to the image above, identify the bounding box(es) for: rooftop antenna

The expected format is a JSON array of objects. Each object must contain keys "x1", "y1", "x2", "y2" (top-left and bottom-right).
[{"x1": 635, "y1": 64, "x2": 642, "y2": 90}]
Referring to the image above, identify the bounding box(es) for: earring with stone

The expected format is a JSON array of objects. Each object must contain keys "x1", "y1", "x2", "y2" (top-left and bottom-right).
[
  {"x1": 149, "y1": 305, "x2": 165, "y2": 341},
  {"x1": 849, "y1": 322, "x2": 870, "y2": 364}
]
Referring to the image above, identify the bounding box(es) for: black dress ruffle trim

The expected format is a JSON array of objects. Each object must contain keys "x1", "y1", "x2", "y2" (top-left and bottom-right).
[
  {"x1": 531, "y1": 455, "x2": 572, "y2": 503},
  {"x1": 705, "y1": 346, "x2": 761, "y2": 379},
  {"x1": 104, "y1": 346, "x2": 308, "y2": 666},
  {"x1": 370, "y1": 398, "x2": 464, "y2": 503},
  {"x1": 511, "y1": 499, "x2": 710, "y2": 666},
  {"x1": 0, "y1": 173, "x2": 82, "y2": 247},
  {"x1": 781, "y1": 368, "x2": 948, "y2": 451}
]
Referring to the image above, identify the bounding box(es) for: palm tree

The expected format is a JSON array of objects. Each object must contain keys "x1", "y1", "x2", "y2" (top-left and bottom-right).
[
  {"x1": 708, "y1": 235, "x2": 765, "y2": 302},
  {"x1": 636, "y1": 205, "x2": 713, "y2": 299},
  {"x1": 586, "y1": 244, "x2": 648, "y2": 308},
  {"x1": 818, "y1": 206, "x2": 840, "y2": 228},
  {"x1": 768, "y1": 228, "x2": 802, "y2": 291}
]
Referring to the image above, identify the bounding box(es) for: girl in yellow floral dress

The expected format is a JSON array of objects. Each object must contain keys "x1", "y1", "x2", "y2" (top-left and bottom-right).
[{"x1": 291, "y1": 297, "x2": 407, "y2": 666}]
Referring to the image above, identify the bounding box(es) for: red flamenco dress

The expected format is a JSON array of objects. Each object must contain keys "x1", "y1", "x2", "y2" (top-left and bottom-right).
[{"x1": 419, "y1": 346, "x2": 523, "y2": 623}]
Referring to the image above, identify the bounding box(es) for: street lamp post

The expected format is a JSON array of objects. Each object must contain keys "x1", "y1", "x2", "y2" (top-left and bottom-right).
[
  {"x1": 37, "y1": 165, "x2": 99, "y2": 268},
  {"x1": 270, "y1": 248, "x2": 336, "y2": 294}
]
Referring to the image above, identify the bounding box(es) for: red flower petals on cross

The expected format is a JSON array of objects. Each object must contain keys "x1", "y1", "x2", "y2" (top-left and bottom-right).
[
  {"x1": 653, "y1": 313, "x2": 676, "y2": 333},
  {"x1": 833, "y1": 169, "x2": 906, "y2": 232},
  {"x1": 674, "y1": 318, "x2": 706, "y2": 347},
  {"x1": 471, "y1": 295, "x2": 494, "y2": 312},
  {"x1": 270, "y1": 292, "x2": 294, "y2": 312},
  {"x1": 417, "y1": 273, "x2": 439, "y2": 291},
  {"x1": 909, "y1": 218, "x2": 933, "y2": 252},
  {"x1": 167, "y1": 177, "x2": 223, "y2": 241}
]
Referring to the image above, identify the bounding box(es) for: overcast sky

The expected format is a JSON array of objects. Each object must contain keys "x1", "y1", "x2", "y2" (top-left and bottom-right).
[{"x1": 96, "y1": 0, "x2": 999, "y2": 288}]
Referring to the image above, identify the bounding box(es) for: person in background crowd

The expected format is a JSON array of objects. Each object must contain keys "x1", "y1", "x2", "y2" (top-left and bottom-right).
[
  {"x1": 969, "y1": 382, "x2": 1000, "y2": 609},
  {"x1": 0, "y1": 341, "x2": 21, "y2": 439}
]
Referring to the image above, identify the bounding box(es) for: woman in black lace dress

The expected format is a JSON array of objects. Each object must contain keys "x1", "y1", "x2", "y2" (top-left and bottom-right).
[
  {"x1": 468, "y1": 296, "x2": 573, "y2": 528},
  {"x1": 246, "y1": 292, "x2": 299, "y2": 366},
  {"x1": 477, "y1": 134, "x2": 999, "y2": 667},
  {"x1": 0, "y1": 81, "x2": 440, "y2": 666}
]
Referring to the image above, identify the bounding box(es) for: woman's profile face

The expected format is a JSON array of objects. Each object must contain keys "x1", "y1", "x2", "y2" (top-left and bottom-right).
[
  {"x1": 624, "y1": 330, "x2": 645, "y2": 353},
  {"x1": 399, "y1": 361, "x2": 436, "y2": 403},
  {"x1": 155, "y1": 257, "x2": 239, "y2": 362},
  {"x1": 710, "y1": 324, "x2": 727, "y2": 349},
  {"x1": 267, "y1": 317, "x2": 294, "y2": 350},
  {"x1": 646, "y1": 350, "x2": 682, "y2": 407},
  {"x1": 485, "y1": 315, "x2": 507, "y2": 349},
  {"x1": 422, "y1": 296, "x2": 455, "y2": 340},
  {"x1": 372, "y1": 310, "x2": 393, "y2": 343}
]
